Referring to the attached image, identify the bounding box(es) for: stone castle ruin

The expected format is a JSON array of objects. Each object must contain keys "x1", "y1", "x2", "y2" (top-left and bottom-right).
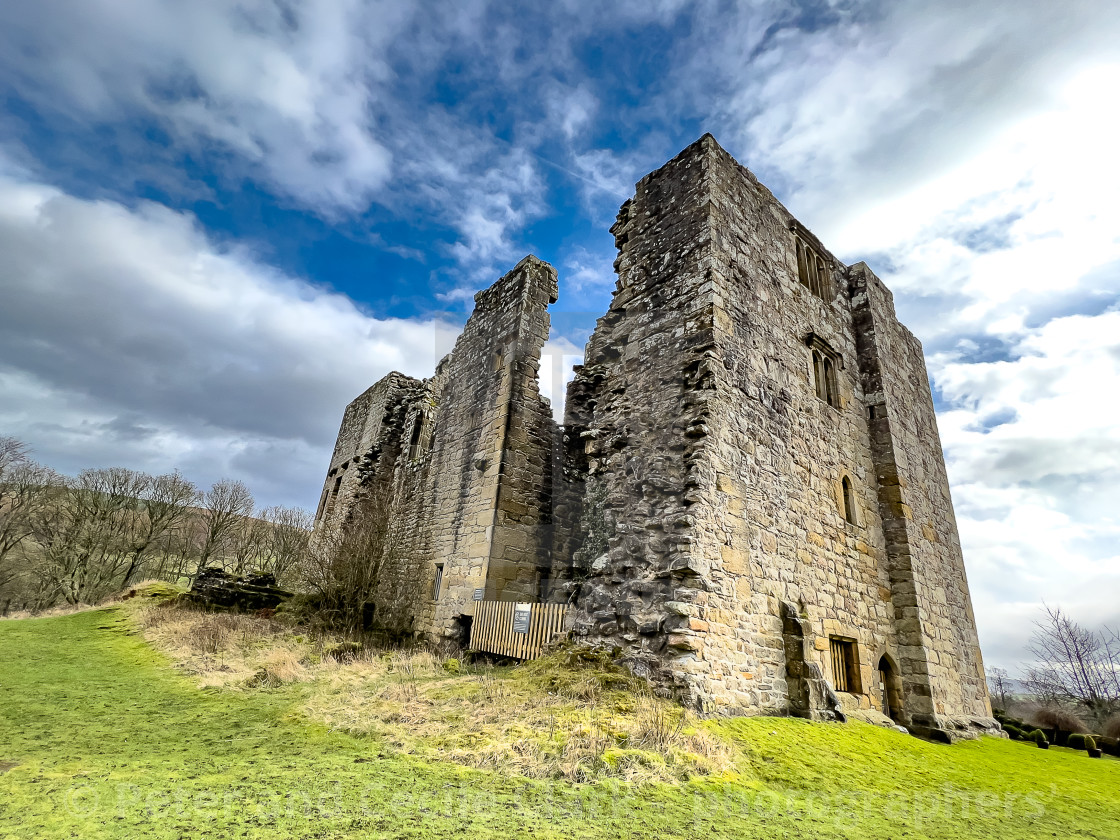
[{"x1": 312, "y1": 135, "x2": 997, "y2": 740}]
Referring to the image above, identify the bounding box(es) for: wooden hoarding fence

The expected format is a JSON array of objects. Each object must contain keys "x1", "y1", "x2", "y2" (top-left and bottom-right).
[{"x1": 469, "y1": 601, "x2": 568, "y2": 660}]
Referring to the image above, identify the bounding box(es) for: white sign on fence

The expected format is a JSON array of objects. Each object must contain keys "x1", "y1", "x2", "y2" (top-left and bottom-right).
[{"x1": 512, "y1": 603, "x2": 532, "y2": 634}]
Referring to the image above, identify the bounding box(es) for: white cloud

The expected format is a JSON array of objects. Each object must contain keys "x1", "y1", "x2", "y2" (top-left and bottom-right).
[
  {"x1": 0, "y1": 0, "x2": 415, "y2": 214},
  {"x1": 562, "y1": 246, "x2": 616, "y2": 295},
  {"x1": 0, "y1": 170, "x2": 459, "y2": 508},
  {"x1": 928, "y1": 308, "x2": 1120, "y2": 670}
]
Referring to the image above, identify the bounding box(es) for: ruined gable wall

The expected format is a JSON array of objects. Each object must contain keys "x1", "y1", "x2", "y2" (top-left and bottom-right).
[
  {"x1": 426, "y1": 255, "x2": 558, "y2": 638},
  {"x1": 314, "y1": 257, "x2": 558, "y2": 641}
]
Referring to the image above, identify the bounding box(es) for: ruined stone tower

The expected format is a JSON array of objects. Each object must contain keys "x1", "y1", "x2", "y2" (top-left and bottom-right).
[{"x1": 312, "y1": 135, "x2": 997, "y2": 740}]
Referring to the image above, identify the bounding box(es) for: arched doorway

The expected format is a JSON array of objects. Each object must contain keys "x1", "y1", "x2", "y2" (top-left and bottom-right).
[{"x1": 878, "y1": 654, "x2": 904, "y2": 723}]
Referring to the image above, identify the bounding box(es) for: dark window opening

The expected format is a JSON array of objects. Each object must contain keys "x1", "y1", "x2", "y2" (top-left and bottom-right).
[
  {"x1": 408, "y1": 414, "x2": 426, "y2": 461},
  {"x1": 812, "y1": 348, "x2": 839, "y2": 408},
  {"x1": 842, "y1": 476, "x2": 857, "y2": 525},
  {"x1": 878, "y1": 654, "x2": 904, "y2": 723},
  {"x1": 325, "y1": 474, "x2": 343, "y2": 518},
  {"x1": 432, "y1": 563, "x2": 444, "y2": 600},
  {"x1": 830, "y1": 636, "x2": 861, "y2": 693}
]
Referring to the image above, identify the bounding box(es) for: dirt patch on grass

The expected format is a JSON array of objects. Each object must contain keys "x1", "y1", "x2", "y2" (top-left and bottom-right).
[{"x1": 0, "y1": 761, "x2": 19, "y2": 774}]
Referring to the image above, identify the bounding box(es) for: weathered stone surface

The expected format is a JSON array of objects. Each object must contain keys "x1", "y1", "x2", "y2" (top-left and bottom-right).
[
  {"x1": 312, "y1": 255, "x2": 558, "y2": 642},
  {"x1": 554, "y1": 135, "x2": 997, "y2": 738},
  {"x1": 187, "y1": 568, "x2": 291, "y2": 611},
  {"x1": 311, "y1": 135, "x2": 998, "y2": 739}
]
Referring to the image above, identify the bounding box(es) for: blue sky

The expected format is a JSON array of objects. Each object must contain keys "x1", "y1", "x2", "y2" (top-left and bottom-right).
[{"x1": 1, "y1": 0, "x2": 1118, "y2": 672}]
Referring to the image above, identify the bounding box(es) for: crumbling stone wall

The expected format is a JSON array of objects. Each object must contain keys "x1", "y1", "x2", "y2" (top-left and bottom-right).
[
  {"x1": 558, "y1": 135, "x2": 995, "y2": 737},
  {"x1": 312, "y1": 135, "x2": 995, "y2": 739},
  {"x1": 311, "y1": 256, "x2": 558, "y2": 642},
  {"x1": 424, "y1": 255, "x2": 558, "y2": 637}
]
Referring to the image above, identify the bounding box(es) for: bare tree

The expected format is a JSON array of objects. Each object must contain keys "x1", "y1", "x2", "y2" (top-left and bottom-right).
[
  {"x1": 0, "y1": 437, "x2": 57, "y2": 592},
  {"x1": 31, "y1": 468, "x2": 148, "y2": 604},
  {"x1": 259, "y1": 505, "x2": 312, "y2": 583},
  {"x1": 1025, "y1": 605, "x2": 1120, "y2": 721},
  {"x1": 300, "y1": 484, "x2": 394, "y2": 635},
  {"x1": 228, "y1": 512, "x2": 269, "y2": 576},
  {"x1": 0, "y1": 436, "x2": 29, "y2": 475},
  {"x1": 197, "y1": 479, "x2": 254, "y2": 571},
  {"x1": 987, "y1": 667, "x2": 1012, "y2": 711},
  {"x1": 118, "y1": 471, "x2": 199, "y2": 587}
]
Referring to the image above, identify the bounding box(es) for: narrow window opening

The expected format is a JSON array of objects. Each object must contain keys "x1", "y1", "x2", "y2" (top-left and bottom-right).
[
  {"x1": 325, "y1": 474, "x2": 343, "y2": 517},
  {"x1": 811, "y1": 347, "x2": 839, "y2": 408},
  {"x1": 829, "y1": 637, "x2": 861, "y2": 693},
  {"x1": 842, "y1": 476, "x2": 857, "y2": 525},
  {"x1": 792, "y1": 231, "x2": 834, "y2": 302},
  {"x1": 797, "y1": 241, "x2": 810, "y2": 288},
  {"x1": 432, "y1": 563, "x2": 445, "y2": 600},
  {"x1": 315, "y1": 488, "x2": 329, "y2": 522},
  {"x1": 408, "y1": 414, "x2": 425, "y2": 461}
]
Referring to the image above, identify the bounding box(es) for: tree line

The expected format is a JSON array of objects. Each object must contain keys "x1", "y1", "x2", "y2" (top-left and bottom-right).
[{"x1": 0, "y1": 436, "x2": 312, "y2": 611}]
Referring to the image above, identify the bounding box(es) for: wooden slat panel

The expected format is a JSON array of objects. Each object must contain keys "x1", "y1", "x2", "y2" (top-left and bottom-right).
[{"x1": 469, "y1": 601, "x2": 568, "y2": 660}]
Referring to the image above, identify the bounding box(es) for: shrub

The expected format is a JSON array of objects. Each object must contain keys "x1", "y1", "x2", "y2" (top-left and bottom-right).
[
  {"x1": 443, "y1": 657, "x2": 461, "y2": 675},
  {"x1": 1028, "y1": 706, "x2": 1088, "y2": 734},
  {"x1": 1067, "y1": 733, "x2": 1088, "y2": 750},
  {"x1": 1002, "y1": 724, "x2": 1022, "y2": 740},
  {"x1": 1098, "y1": 735, "x2": 1119, "y2": 756},
  {"x1": 1028, "y1": 729, "x2": 1048, "y2": 748},
  {"x1": 1104, "y1": 713, "x2": 1120, "y2": 741}
]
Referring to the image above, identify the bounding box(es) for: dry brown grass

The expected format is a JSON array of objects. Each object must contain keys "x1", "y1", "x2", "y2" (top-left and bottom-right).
[
  {"x1": 303, "y1": 649, "x2": 735, "y2": 783},
  {"x1": 2, "y1": 602, "x2": 99, "y2": 621},
  {"x1": 136, "y1": 602, "x2": 316, "y2": 688},
  {"x1": 128, "y1": 600, "x2": 734, "y2": 783}
]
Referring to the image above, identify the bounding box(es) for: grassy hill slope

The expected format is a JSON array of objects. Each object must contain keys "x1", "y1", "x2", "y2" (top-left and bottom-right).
[{"x1": 1, "y1": 608, "x2": 1117, "y2": 839}]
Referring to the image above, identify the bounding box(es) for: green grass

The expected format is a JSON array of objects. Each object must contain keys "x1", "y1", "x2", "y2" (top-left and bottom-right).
[{"x1": 1, "y1": 608, "x2": 1118, "y2": 838}]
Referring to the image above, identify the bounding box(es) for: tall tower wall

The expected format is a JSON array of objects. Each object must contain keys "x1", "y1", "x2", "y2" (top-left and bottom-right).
[{"x1": 562, "y1": 135, "x2": 994, "y2": 736}]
